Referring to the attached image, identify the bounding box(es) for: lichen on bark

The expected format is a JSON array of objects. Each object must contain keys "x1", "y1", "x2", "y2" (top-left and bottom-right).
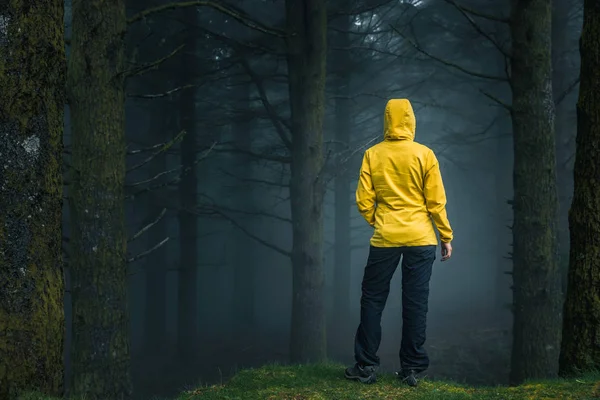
[
  {"x1": 66, "y1": 0, "x2": 132, "y2": 398},
  {"x1": 0, "y1": 0, "x2": 66, "y2": 399}
]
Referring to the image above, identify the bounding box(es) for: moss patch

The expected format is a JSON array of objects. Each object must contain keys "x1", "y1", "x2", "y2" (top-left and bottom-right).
[
  {"x1": 20, "y1": 364, "x2": 600, "y2": 400},
  {"x1": 175, "y1": 364, "x2": 599, "y2": 400}
]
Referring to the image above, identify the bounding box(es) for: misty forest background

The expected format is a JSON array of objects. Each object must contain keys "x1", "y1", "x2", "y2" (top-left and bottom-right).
[{"x1": 1, "y1": 0, "x2": 599, "y2": 399}]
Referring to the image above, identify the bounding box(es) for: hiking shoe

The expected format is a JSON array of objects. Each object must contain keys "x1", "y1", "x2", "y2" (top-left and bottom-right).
[
  {"x1": 344, "y1": 363, "x2": 377, "y2": 384},
  {"x1": 396, "y1": 369, "x2": 419, "y2": 387}
]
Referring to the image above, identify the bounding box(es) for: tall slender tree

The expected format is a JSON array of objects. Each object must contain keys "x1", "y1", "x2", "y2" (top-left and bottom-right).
[
  {"x1": 0, "y1": 1, "x2": 65, "y2": 398},
  {"x1": 509, "y1": 0, "x2": 561, "y2": 384},
  {"x1": 332, "y1": 13, "x2": 353, "y2": 334},
  {"x1": 559, "y1": 0, "x2": 600, "y2": 375},
  {"x1": 177, "y1": 9, "x2": 200, "y2": 358},
  {"x1": 67, "y1": 0, "x2": 132, "y2": 397},
  {"x1": 285, "y1": 0, "x2": 328, "y2": 363},
  {"x1": 232, "y1": 80, "x2": 257, "y2": 332}
]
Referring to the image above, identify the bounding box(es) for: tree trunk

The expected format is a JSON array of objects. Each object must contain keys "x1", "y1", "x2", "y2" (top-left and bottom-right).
[
  {"x1": 143, "y1": 102, "x2": 168, "y2": 352},
  {"x1": 285, "y1": 0, "x2": 328, "y2": 363},
  {"x1": 552, "y1": 0, "x2": 576, "y2": 294},
  {"x1": 0, "y1": 1, "x2": 65, "y2": 398},
  {"x1": 559, "y1": 0, "x2": 600, "y2": 375},
  {"x1": 332, "y1": 15, "x2": 352, "y2": 332},
  {"x1": 67, "y1": 0, "x2": 132, "y2": 397},
  {"x1": 232, "y1": 81, "x2": 256, "y2": 332},
  {"x1": 509, "y1": 0, "x2": 561, "y2": 384},
  {"x1": 177, "y1": 12, "x2": 199, "y2": 358}
]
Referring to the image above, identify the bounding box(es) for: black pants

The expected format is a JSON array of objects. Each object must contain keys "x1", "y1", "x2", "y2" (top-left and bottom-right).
[{"x1": 354, "y1": 245, "x2": 435, "y2": 372}]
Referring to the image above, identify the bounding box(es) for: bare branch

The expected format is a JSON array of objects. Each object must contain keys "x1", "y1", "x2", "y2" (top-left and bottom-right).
[
  {"x1": 126, "y1": 142, "x2": 216, "y2": 200},
  {"x1": 445, "y1": 0, "x2": 510, "y2": 58},
  {"x1": 443, "y1": 0, "x2": 510, "y2": 24},
  {"x1": 555, "y1": 76, "x2": 580, "y2": 106},
  {"x1": 127, "y1": 142, "x2": 165, "y2": 155},
  {"x1": 127, "y1": 1, "x2": 285, "y2": 37},
  {"x1": 127, "y1": 84, "x2": 198, "y2": 99},
  {"x1": 127, "y1": 129, "x2": 187, "y2": 173},
  {"x1": 127, "y1": 237, "x2": 170, "y2": 264},
  {"x1": 219, "y1": 168, "x2": 289, "y2": 188},
  {"x1": 124, "y1": 44, "x2": 185, "y2": 77},
  {"x1": 328, "y1": 0, "x2": 396, "y2": 20},
  {"x1": 208, "y1": 203, "x2": 291, "y2": 224},
  {"x1": 128, "y1": 208, "x2": 167, "y2": 243},
  {"x1": 126, "y1": 165, "x2": 181, "y2": 187},
  {"x1": 239, "y1": 57, "x2": 293, "y2": 149},
  {"x1": 390, "y1": 25, "x2": 508, "y2": 82},
  {"x1": 212, "y1": 144, "x2": 291, "y2": 164},
  {"x1": 479, "y1": 89, "x2": 512, "y2": 112},
  {"x1": 184, "y1": 206, "x2": 292, "y2": 258}
]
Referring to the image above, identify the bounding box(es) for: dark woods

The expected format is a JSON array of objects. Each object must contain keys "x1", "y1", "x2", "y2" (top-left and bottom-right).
[{"x1": 0, "y1": 0, "x2": 599, "y2": 399}]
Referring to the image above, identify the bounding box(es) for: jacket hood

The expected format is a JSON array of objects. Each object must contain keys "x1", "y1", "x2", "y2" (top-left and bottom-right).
[{"x1": 383, "y1": 99, "x2": 416, "y2": 141}]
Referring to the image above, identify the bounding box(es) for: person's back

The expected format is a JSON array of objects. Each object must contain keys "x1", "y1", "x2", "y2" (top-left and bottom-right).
[
  {"x1": 345, "y1": 98, "x2": 453, "y2": 387},
  {"x1": 356, "y1": 98, "x2": 453, "y2": 247}
]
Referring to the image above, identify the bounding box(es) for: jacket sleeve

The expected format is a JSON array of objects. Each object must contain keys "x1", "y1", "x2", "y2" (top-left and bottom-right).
[
  {"x1": 423, "y1": 151, "x2": 453, "y2": 243},
  {"x1": 356, "y1": 151, "x2": 376, "y2": 226}
]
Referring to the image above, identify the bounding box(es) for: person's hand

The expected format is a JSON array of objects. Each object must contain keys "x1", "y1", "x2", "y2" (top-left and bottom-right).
[{"x1": 441, "y1": 242, "x2": 452, "y2": 262}]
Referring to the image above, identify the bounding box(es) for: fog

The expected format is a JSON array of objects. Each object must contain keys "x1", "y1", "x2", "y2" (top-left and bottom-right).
[{"x1": 58, "y1": 0, "x2": 582, "y2": 398}]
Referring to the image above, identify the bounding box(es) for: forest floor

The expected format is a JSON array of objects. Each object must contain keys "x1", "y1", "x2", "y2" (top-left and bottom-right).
[{"x1": 175, "y1": 363, "x2": 600, "y2": 400}]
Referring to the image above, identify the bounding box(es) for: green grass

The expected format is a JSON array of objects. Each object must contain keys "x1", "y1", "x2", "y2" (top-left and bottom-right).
[
  {"x1": 176, "y1": 363, "x2": 600, "y2": 400},
  {"x1": 18, "y1": 364, "x2": 600, "y2": 399}
]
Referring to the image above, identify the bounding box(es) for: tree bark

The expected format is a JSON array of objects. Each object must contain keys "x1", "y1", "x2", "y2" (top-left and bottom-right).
[
  {"x1": 67, "y1": 0, "x2": 132, "y2": 397},
  {"x1": 559, "y1": 0, "x2": 600, "y2": 375},
  {"x1": 332, "y1": 15, "x2": 352, "y2": 331},
  {"x1": 509, "y1": 0, "x2": 562, "y2": 384},
  {"x1": 285, "y1": 0, "x2": 328, "y2": 363},
  {"x1": 0, "y1": 1, "x2": 65, "y2": 398},
  {"x1": 552, "y1": 0, "x2": 576, "y2": 294},
  {"x1": 177, "y1": 11, "x2": 199, "y2": 358}
]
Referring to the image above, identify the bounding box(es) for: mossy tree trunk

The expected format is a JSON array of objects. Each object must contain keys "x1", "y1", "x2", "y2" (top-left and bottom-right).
[
  {"x1": 559, "y1": 0, "x2": 600, "y2": 375},
  {"x1": 177, "y1": 9, "x2": 199, "y2": 359},
  {"x1": 67, "y1": 0, "x2": 132, "y2": 397},
  {"x1": 509, "y1": 0, "x2": 562, "y2": 385},
  {"x1": 285, "y1": 0, "x2": 328, "y2": 363},
  {"x1": 0, "y1": 1, "x2": 65, "y2": 398}
]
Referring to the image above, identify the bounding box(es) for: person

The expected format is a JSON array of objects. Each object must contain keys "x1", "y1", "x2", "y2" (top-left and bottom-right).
[{"x1": 344, "y1": 98, "x2": 453, "y2": 387}]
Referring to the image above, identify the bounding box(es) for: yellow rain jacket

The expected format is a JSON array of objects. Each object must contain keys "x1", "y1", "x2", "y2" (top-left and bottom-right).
[{"x1": 356, "y1": 99, "x2": 453, "y2": 247}]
